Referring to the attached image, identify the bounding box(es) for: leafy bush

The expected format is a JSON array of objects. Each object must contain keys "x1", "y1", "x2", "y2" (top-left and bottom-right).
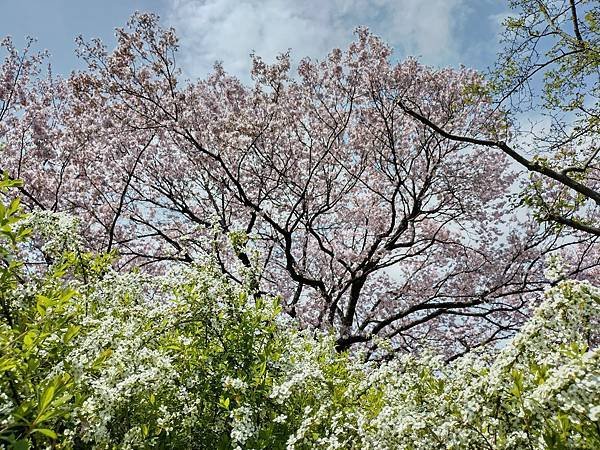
[{"x1": 0, "y1": 181, "x2": 599, "y2": 449}]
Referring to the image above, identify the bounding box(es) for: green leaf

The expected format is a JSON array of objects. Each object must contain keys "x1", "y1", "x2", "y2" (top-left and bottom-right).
[
  {"x1": 219, "y1": 397, "x2": 230, "y2": 410},
  {"x1": 92, "y1": 348, "x2": 113, "y2": 370},
  {"x1": 0, "y1": 357, "x2": 17, "y2": 373},
  {"x1": 23, "y1": 331, "x2": 37, "y2": 350},
  {"x1": 8, "y1": 198, "x2": 21, "y2": 215},
  {"x1": 63, "y1": 325, "x2": 81, "y2": 343},
  {"x1": 32, "y1": 428, "x2": 57, "y2": 440},
  {"x1": 35, "y1": 303, "x2": 46, "y2": 317},
  {"x1": 60, "y1": 289, "x2": 76, "y2": 303},
  {"x1": 38, "y1": 385, "x2": 56, "y2": 413}
]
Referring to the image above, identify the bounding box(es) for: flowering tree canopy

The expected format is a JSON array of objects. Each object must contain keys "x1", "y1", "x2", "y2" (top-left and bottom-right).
[{"x1": 1, "y1": 14, "x2": 597, "y2": 355}]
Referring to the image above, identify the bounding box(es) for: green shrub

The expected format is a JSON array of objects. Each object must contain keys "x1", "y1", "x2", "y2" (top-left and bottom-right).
[{"x1": 0, "y1": 180, "x2": 598, "y2": 449}]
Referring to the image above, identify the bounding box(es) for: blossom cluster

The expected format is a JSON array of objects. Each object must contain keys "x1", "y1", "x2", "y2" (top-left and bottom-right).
[{"x1": 0, "y1": 203, "x2": 599, "y2": 450}]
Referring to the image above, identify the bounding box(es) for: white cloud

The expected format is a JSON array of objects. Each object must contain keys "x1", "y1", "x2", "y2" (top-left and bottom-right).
[{"x1": 165, "y1": 0, "x2": 467, "y2": 81}]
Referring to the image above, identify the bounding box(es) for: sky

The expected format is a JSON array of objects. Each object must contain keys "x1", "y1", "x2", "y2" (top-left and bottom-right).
[{"x1": 0, "y1": 0, "x2": 511, "y2": 82}]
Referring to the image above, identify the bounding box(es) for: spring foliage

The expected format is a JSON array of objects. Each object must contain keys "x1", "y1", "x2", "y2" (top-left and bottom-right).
[{"x1": 1, "y1": 180, "x2": 598, "y2": 449}]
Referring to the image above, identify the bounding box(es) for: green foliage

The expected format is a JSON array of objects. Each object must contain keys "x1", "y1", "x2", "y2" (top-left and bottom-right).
[
  {"x1": 0, "y1": 183, "x2": 599, "y2": 449},
  {"x1": 492, "y1": 0, "x2": 600, "y2": 233},
  {"x1": 0, "y1": 175, "x2": 79, "y2": 449}
]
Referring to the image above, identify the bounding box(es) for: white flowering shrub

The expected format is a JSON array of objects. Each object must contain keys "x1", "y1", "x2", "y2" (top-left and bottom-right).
[
  {"x1": 269, "y1": 279, "x2": 599, "y2": 450},
  {"x1": 0, "y1": 182, "x2": 599, "y2": 449},
  {"x1": 353, "y1": 279, "x2": 600, "y2": 450}
]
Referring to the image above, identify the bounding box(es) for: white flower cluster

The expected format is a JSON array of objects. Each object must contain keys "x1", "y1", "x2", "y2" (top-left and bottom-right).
[
  {"x1": 0, "y1": 392, "x2": 13, "y2": 429},
  {"x1": 230, "y1": 405, "x2": 255, "y2": 447},
  {"x1": 223, "y1": 376, "x2": 248, "y2": 392},
  {"x1": 263, "y1": 279, "x2": 600, "y2": 450},
  {"x1": 543, "y1": 253, "x2": 566, "y2": 282},
  {"x1": 22, "y1": 210, "x2": 82, "y2": 256},
  {"x1": 2, "y1": 211, "x2": 599, "y2": 449}
]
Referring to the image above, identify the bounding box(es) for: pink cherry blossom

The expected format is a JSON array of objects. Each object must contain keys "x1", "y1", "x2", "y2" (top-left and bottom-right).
[{"x1": 2, "y1": 13, "x2": 598, "y2": 356}]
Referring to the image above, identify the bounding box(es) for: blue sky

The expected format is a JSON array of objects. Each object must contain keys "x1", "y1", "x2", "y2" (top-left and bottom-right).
[{"x1": 1, "y1": 0, "x2": 510, "y2": 81}]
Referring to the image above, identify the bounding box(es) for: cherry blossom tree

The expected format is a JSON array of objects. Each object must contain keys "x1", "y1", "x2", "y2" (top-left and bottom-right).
[
  {"x1": 394, "y1": 0, "x2": 600, "y2": 309},
  {"x1": 1, "y1": 14, "x2": 593, "y2": 355}
]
